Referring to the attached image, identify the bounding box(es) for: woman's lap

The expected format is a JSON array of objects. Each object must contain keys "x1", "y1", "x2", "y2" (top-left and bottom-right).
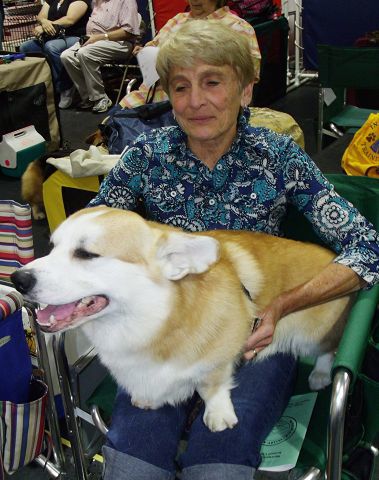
[
  {"x1": 105, "y1": 353, "x2": 297, "y2": 476},
  {"x1": 20, "y1": 36, "x2": 79, "y2": 56}
]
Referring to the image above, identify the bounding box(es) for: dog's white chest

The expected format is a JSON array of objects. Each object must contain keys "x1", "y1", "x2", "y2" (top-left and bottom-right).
[{"x1": 101, "y1": 351, "x2": 210, "y2": 407}]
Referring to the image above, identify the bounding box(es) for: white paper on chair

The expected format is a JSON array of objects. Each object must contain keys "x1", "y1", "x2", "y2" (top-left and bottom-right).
[
  {"x1": 323, "y1": 88, "x2": 337, "y2": 106},
  {"x1": 137, "y1": 46, "x2": 160, "y2": 88},
  {"x1": 259, "y1": 392, "x2": 318, "y2": 472}
]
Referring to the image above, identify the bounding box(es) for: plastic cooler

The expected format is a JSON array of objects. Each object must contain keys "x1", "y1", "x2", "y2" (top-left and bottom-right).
[{"x1": 0, "y1": 125, "x2": 46, "y2": 178}]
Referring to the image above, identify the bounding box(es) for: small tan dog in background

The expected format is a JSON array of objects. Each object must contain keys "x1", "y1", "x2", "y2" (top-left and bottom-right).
[
  {"x1": 11, "y1": 207, "x2": 353, "y2": 432},
  {"x1": 21, "y1": 158, "x2": 46, "y2": 220}
]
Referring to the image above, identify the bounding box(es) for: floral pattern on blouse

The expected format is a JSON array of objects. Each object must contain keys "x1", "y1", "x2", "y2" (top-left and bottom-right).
[{"x1": 89, "y1": 108, "x2": 379, "y2": 287}]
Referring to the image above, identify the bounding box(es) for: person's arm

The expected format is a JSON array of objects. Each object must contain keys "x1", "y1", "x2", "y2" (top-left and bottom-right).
[
  {"x1": 145, "y1": 15, "x2": 182, "y2": 48},
  {"x1": 37, "y1": 2, "x2": 57, "y2": 36},
  {"x1": 82, "y1": 27, "x2": 136, "y2": 46},
  {"x1": 244, "y1": 262, "x2": 365, "y2": 359},
  {"x1": 50, "y1": 1, "x2": 88, "y2": 28},
  {"x1": 84, "y1": 0, "x2": 140, "y2": 47},
  {"x1": 244, "y1": 137, "x2": 379, "y2": 358}
]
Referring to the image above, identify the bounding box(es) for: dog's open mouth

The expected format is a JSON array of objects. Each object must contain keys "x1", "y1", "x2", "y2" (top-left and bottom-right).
[{"x1": 36, "y1": 295, "x2": 109, "y2": 332}]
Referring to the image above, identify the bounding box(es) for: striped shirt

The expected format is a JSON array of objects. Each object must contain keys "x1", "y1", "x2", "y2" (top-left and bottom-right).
[
  {"x1": 120, "y1": 7, "x2": 261, "y2": 108},
  {"x1": 86, "y1": 0, "x2": 140, "y2": 36}
]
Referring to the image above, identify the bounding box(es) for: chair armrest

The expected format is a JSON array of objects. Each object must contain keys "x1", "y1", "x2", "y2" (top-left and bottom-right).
[{"x1": 332, "y1": 284, "x2": 379, "y2": 386}]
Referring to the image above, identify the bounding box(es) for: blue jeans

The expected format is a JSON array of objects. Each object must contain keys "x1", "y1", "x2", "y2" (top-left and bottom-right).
[
  {"x1": 19, "y1": 36, "x2": 79, "y2": 92},
  {"x1": 104, "y1": 353, "x2": 297, "y2": 480}
]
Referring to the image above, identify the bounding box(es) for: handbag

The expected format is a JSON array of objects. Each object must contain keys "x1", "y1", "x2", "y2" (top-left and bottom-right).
[
  {"x1": 100, "y1": 100, "x2": 177, "y2": 155},
  {"x1": 341, "y1": 113, "x2": 379, "y2": 178},
  {"x1": 0, "y1": 290, "x2": 48, "y2": 478},
  {"x1": 0, "y1": 378, "x2": 48, "y2": 477},
  {"x1": 37, "y1": 24, "x2": 66, "y2": 47}
]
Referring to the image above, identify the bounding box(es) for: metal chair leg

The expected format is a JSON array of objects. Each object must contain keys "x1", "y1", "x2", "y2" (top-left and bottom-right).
[
  {"x1": 27, "y1": 304, "x2": 67, "y2": 477},
  {"x1": 326, "y1": 370, "x2": 351, "y2": 480},
  {"x1": 53, "y1": 333, "x2": 90, "y2": 480}
]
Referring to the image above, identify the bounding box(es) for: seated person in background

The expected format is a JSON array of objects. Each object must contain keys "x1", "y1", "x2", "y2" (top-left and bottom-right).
[
  {"x1": 119, "y1": 0, "x2": 261, "y2": 109},
  {"x1": 89, "y1": 21, "x2": 379, "y2": 480},
  {"x1": 61, "y1": 0, "x2": 140, "y2": 114},
  {"x1": 19, "y1": 0, "x2": 91, "y2": 109}
]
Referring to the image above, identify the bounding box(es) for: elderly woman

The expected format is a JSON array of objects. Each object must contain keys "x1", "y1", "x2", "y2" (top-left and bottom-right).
[
  {"x1": 89, "y1": 21, "x2": 379, "y2": 480},
  {"x1": 119, "y1": 0, "x2": 261, "y2": 108},
  {"x1": 19, "y1": 0, "x2": 91, "y2": 109}
]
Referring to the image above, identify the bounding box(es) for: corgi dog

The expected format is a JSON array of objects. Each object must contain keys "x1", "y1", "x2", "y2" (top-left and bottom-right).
[{"x1": 11, "y1": 206, "x2": 353, "y2": 431}]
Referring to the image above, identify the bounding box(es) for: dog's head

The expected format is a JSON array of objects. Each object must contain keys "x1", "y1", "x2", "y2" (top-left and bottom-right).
[{"x1": 11, "y1": 207, "x2": 219, "y2": 333}]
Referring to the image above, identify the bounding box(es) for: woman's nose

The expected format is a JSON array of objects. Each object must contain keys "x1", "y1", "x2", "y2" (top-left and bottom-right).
[{"x1": 188, "y1": 85, "x2": 206, "y2": 109}]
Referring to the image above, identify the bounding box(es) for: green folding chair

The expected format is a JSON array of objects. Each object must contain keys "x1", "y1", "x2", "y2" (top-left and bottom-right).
[{"x1": 317, "y1": 45, "x2": 379, "y2": 152}]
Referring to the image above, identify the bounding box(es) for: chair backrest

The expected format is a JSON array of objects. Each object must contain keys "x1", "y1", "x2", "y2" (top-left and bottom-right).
[{"x1": 317, "y1": 45, "x2": 379, "y2": 90}]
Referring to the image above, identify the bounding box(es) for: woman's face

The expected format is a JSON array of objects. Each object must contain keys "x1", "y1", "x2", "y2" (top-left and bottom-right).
[
  {"x1": 187, "y1": 0, "x2": 219, "y2": 18},
  {"x1": 169, "y1": 62, "x2": 253, "y2": 151}
]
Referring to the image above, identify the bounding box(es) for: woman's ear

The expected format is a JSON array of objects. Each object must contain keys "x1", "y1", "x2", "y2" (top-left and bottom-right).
[{"x1": 240, "y1": 82, "x2": 254, "y2": 108}]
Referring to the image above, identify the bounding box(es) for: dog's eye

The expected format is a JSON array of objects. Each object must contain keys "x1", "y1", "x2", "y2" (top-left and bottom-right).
[{"x1": 73, "y1": 248, "x2": 100, "y2": 260}]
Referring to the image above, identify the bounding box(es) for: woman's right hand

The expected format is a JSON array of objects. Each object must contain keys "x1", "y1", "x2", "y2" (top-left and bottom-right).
[
  {"x1": 40, "y1": 18, "x2": 56, "y2": 36},
  {"x1": 34, "y1": 25, "x2": 44, "y2": 37},
  {"x1": 133, "y1": 45, "x2": 143, "y2": 56}
]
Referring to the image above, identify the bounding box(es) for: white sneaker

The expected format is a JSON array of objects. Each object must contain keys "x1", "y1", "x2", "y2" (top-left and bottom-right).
[
  {"x1": 92, "y1": 95, "x2": 112, "y2": 113},
  {"x1": 59, "y1": 86, "x2": 76, "y2": 109}
]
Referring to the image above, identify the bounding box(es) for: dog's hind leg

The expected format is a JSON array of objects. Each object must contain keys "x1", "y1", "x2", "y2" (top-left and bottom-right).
[
  {"x1": 198, "y1": 363, "x2": 238, "y2": 432},
  {"x1": 308, "y1": 352, "x2": 334, "y2": 390}
]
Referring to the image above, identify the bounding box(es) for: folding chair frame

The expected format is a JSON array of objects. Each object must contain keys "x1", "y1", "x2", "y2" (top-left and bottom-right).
[{"x1": 316, "y1": 44, "x2": 379, "y2": 152}]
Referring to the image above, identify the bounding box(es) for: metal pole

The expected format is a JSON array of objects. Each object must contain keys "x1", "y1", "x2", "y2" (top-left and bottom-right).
[
  {"x1": 53, "y1": 333, "x2": 89, "y2": 480},
  {"x1": 326, "y1": 370, "x2": 351, "y2": 480},
  {"x1": 27, "y1": 304, "x2": 66, "y2": 475}
]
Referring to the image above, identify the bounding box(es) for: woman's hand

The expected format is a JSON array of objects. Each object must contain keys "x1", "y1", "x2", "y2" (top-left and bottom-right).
[
  {"x1": 243, "y1": 297, "x2": 285, "y2": 360},
  {"x1": 40, "y1": 18, "x2": 56, "y2": 36},
  {"x1": 133, "y1": 44, "x2": 143, "y2": 55},
  {"x1": 243, "y1": 263, "x2": 364, "y2": 361},
  {"x1": 34, "y1": 25, "x2": 44, "y2": 37}
]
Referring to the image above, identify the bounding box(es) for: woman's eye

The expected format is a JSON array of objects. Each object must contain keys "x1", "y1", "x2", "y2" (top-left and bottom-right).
[
  {"x1": 174, "y1": 85, "x2": 186, "y2": 92},
  {"x1": 207, "y1": 80, "x2": 220, "y2": 86}
]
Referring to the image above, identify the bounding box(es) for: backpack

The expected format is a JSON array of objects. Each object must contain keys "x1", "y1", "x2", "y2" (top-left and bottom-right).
[{"x1": 100, "y1": 101, "x2": 176, "y2": 155}]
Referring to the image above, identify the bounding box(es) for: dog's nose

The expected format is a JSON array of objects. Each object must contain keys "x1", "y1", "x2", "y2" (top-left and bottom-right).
[{"x1": 11, "y1": 269, "x2": 37, "y2": 294}]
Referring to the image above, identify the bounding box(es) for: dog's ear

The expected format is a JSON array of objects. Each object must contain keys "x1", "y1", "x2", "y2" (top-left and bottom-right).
[{"x1": 156, "y1": 233, "x2": 219, "y2": 280}]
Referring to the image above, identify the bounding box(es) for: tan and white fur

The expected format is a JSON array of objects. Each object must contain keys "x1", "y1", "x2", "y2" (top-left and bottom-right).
[
  {"x1": 21, "y1": 159, "x2": 46, "y2": 220},
  {"x1": 11, "y1": 207, "x2": 353, "y2": 432}
]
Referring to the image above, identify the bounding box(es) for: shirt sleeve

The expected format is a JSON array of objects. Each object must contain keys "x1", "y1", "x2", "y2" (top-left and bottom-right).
[
  {"x1": 88, "y1": 143, "x2": 144, "y2": 210},
  {"x1": 145, "y1": 14, "x2": 186, "y2": 48},
  {"x1": 281, "y1": 138, "x2": 379, "y2": 287},
  {"x1": 231, "y1": 18, "x2": 261, "y2": 83},
  {"x1": 118, "y1": 0, "x2": 140, "y2": 35}
]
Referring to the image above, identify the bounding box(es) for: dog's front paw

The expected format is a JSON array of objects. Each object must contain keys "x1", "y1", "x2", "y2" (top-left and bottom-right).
[
  {"x1": 203, "y1": 405, "x2": 238, "y2": 432},
  {"x1": 32, "y1": 206, "x2": 46, "y2": 220},
  {"x1": 308, "y1": 370, "x2": 331, "y2": 390}
]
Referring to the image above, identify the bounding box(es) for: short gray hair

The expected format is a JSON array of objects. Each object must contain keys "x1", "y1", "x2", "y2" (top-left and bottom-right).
[{"x1": 156, "y1": 20, "x2": 256, "y2": 93}]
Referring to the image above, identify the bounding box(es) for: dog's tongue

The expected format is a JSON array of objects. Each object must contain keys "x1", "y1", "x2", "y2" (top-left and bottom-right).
[
  {"x1": 37, "y1": 302, "x2": 76, "y2": 325},
  {"x1": 36, "y1": 296, "x2": 109, "y2": 327}
]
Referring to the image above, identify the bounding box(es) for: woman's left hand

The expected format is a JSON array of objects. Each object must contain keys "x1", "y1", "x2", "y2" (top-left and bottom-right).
[
  {"x1": 243, "y1": 298, "x2": 284, "y2": 360},
  {"x1": 40, "y1": 18, "x2": 56, "y2": 36}
]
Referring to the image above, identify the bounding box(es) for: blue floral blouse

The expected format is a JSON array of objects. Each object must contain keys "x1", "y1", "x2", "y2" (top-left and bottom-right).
[{"x1": 90, "y1": 109, "x2": 379, "y2": 287}]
